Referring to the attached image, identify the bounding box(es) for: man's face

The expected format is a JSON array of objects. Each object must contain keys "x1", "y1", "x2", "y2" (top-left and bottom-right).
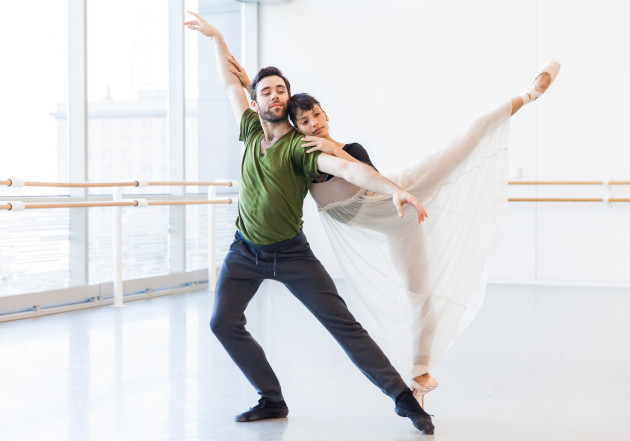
[{"x1": 253, "y1": 75, "x2": 289, "y2": 122}]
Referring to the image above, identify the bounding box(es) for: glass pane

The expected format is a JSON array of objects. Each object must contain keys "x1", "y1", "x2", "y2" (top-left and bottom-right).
[
  {"x1": 185, "y1": 194, "x2": 239, "y2": 272},
  {"x1": 89, "y1": 205, "x2": 170, "y2": 285},
  {"x1": 215, "y1": 195, "x2": 240, "y2": 265},
  {"x1": 0, "y1": 1, "x2": 68, "y2": 198},
  {"x1": 123, "y1": 206, "x2": 170, "y2": 280},
  {"x1": 185, "y1": 204, "x2": 207, "y2": 271},
  {"x1": 88, "y1": 207, "x2": 112, "y2": 285},
  {"x1": 87, "y1": 0, "x2": 169, "y2": 284},
  {"x1": 0, "y1": 210, "x2": 70, "y2": 297},
  {"x1": 0, "y1": 0, "x2": 69, "y2": 297},
  {"x1": 87, "y1": 0, "x2": 168, "y2": 196}
]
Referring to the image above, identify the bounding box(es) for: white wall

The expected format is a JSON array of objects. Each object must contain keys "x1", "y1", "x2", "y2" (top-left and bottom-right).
[{"x1": 257, "y1": 0, "x2": 630, "y2": 285}]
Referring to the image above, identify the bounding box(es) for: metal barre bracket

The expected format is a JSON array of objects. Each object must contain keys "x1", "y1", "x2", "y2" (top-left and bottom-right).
[
  {"x1": 8, "y1": 178, "x2": 25, "y2": 188},
  {"x1": 8, "y1": 201, "x2": 26, "y2": 211},
  {"x1": 603, "y1": 177, "x2": 612, "y2": 207}
]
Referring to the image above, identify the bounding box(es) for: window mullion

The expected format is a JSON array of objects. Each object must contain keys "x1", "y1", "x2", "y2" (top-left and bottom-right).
[
  {"x1": 168, "y1": 0, "x2": 186, "y2": 274},
  {"x1": 68, "y1": 0, "x2": 88, "y2": 287}
]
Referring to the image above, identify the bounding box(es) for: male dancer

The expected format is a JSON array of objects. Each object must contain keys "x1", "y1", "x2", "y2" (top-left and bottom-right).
[{"x1": 184, "y1": 12, "x2": 434, "y2": 434}]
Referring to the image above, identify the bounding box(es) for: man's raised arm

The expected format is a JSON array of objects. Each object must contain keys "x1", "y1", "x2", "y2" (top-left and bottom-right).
[
  {"x1": 184, "y1": 11, "x2": 249, "y2": 124},
  {"x1": 316, "y1": 153, "x2": 428, "y2": 223}
]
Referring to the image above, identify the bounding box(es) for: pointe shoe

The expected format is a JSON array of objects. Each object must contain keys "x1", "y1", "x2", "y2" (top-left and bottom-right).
[
  {"x1": 410, "y1": 375, "x2": 438, "y2": 409},
  {"x1": 520, "y1": 59, "x2": 561, "y2": 104}
]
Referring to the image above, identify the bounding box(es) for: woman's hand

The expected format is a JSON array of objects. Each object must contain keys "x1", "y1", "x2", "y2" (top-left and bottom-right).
[
  {"x1": 302, "y1": 136, "x2": 342, "y2": 155},
  {"x1": 392, "y1": 190, "x2": 428, "y2": 223},
  {"x1": 227, "y1": 55, "x2": 252, "y2": 90},
  {"x1": 184, "y1": 11, "x2": 220, "y2": 38}
]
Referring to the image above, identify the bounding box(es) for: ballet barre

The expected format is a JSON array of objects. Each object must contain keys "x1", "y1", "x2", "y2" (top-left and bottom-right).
[
  {"x1": 1, "y1": 179, "x2": 239, "y2": 308},
  {"x1": 506, "y1": 179, "x2": 630, "y2": 203},
  {"x1": 0, "y1": 199, "x2": 233, "y2": 211},
  {"x1": 0, "y1": 179, "x2": 234, "y2": 188},
  {"x1": 8, "y1": 180, "x2": 629, "y2": 187},
  {"x1": 508, "y1": 198, "x2": 630, "y2": 202},
  {"x1": 508, "y1": 180, "x2": 630, "y2": 185}
]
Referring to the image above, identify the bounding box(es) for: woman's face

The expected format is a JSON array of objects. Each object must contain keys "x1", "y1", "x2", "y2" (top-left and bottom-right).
[{"x1": 295, "y1": 105, "x2": 329, "y2": 137}]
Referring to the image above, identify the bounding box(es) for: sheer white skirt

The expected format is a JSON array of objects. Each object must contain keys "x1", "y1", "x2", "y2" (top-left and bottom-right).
[{"x1": 310, "y1": 101, "x2": 512, "y2": 380}]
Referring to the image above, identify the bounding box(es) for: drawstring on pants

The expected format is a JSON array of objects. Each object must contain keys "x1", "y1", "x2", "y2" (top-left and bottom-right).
[
  {"x1": 254, "y1": 249, "x2": 276, "y2": 277},
  {"x1": 273, "y1": 252, "x2": 277, "y2": 277}
]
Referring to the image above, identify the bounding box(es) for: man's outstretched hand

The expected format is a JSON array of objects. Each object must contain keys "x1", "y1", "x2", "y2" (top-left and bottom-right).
[
  {"x1": 184, "y1": 11, "x2": 220, "y2": 38},
  {"x1": 393, "y1": 190, "x2": 428, "y2": 223},
  {"x1": 183, "y1": 11, "x2": 249, "y2": 124}
]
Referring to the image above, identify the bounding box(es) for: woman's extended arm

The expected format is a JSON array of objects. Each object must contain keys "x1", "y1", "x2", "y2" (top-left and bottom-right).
[
  {"x1": 316, "y1": 153, "x2": 427, "y2": 222},
  {"x1": 227, "y1": 55, "x2": 252, "y2": 95},
  {"x1": 301, "y1": 136, "x2": 361, "y2": 163}
]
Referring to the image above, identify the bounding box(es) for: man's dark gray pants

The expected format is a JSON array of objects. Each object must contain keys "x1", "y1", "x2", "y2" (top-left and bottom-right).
[{"x1": 210, "y1": 230, "x2": 407, "y2": 402}]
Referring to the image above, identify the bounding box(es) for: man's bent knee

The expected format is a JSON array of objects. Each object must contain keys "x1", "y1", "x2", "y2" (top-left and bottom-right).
[
  {"x1": 209, "y1": 313, "x2": 229, "y2": 338},
  {"x1": 210, "y1": 310, "x2": 246, "y2": 339}
]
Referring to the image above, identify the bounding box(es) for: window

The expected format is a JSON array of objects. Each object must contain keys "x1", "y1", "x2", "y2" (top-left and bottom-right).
[
  {"x1": 0, "y1": 0, "x2": 70, "y2": 297},
  {"x1": 1, "y1": 0, "x2": 246, "y2": 304}
]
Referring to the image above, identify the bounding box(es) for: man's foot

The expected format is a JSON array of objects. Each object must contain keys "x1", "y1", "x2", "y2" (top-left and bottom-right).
[
  {"x1": 395, "y1": 389, "x2": 435, "y2": 434},
  {"x1": 234, "y1": 398, "x2": 289, "y2": 422},
  {"x1": 520, "y1": 59, "x2": 561, "y2": 104},
  {"x1": 410, "y1": 373, "x2": 439, "y2": 408}
]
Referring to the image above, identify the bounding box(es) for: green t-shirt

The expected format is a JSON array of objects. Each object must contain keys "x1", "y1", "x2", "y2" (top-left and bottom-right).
[{"x1": 235, "y1": 109, "x2": 322, "y2": 245}]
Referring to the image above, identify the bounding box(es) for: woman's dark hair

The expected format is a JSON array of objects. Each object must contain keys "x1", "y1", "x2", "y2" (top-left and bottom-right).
[
  {"x1": 249, "y1": 66, "x2": 291, "y2": 102},
  {"x1": 288, "y1": 93, "x2": 322, "y2": 127}
]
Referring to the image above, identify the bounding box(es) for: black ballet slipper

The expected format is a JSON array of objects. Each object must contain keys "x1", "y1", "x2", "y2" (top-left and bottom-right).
[
  {"x1": 394, "y1": 389, "x2": 435, "y2": 435},
  {"x1": 235, "y1": 398, "x2": 289, "y2": 422}
]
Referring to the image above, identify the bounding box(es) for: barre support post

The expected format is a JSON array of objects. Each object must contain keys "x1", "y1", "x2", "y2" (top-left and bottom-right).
[
  {"x1": 113, "y1": 188, "x2": 124, "y2": 307},
  {"x1": 208, "y1": 187, "x2": 217, "y2": 291}
]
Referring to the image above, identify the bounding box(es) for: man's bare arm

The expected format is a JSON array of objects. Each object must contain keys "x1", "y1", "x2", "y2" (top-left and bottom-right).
[
  {"x1": 184, "y1": 11, "x2": 249, "y2": 124},
  {"x1": 316, "y1": 153, "x2": 428, "y2": 222}
]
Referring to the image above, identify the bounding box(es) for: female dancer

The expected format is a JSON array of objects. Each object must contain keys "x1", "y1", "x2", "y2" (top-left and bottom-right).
[{"x1": 228, "y1": 56, "x2": 560, "y2": 408}]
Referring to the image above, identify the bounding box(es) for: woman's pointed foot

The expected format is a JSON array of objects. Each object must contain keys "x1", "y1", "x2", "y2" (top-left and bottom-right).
[
  {"x1": 520, "y1": 59, "x2": 561, "y2": 104},
  {"x1": 410, "y1": 374, "x2": 438, "y2": 409}
]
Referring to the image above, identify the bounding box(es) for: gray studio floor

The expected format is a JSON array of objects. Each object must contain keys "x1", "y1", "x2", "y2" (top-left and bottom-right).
[{"x1": 1, "y1": 281, "x2": 629, "y2": 441}]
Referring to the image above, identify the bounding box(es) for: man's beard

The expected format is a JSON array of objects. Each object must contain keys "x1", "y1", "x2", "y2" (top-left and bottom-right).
[{"x1": 259, "y1": 105, "x2": 287, "y2": 123}]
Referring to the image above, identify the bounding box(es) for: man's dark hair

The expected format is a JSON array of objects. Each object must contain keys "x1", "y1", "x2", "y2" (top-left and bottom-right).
[
  {"x1": 288, "y1": 93, "x2": 322, "y2": 127},
  {"x1": 249, "y1": 66, "x2": 291, "y2": 102}
]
